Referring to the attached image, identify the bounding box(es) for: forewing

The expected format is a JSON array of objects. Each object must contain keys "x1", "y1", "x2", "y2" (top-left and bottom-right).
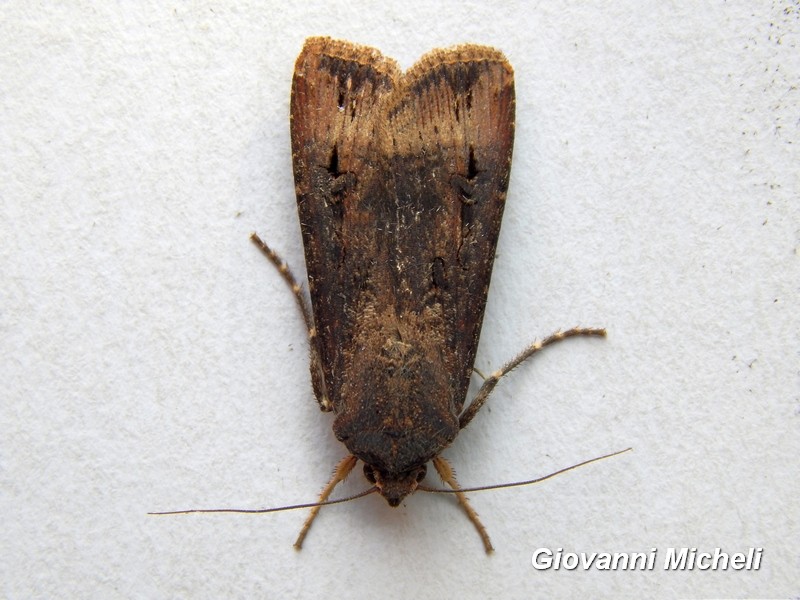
[
  {"x1": 290, "y1": 37, "x2": 400, "y2": 404},
  {"x1": 385, "y1": 46, "x2": 515, "y2": 413}
]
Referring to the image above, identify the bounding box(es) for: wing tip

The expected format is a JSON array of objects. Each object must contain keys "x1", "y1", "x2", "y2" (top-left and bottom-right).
[
  {"x1": 298, "y1": 36, "x2": 401, "y2": 79},
  {"x1": 408, "y1": 43, "x2": 513, "y2": 81}
]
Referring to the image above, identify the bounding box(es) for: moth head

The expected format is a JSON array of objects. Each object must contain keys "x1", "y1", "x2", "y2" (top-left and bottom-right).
[{"x1": 363, "y1": 463, "x2": 427, "y2": 506}]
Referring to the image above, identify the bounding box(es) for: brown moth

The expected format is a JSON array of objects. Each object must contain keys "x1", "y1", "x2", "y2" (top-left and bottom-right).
[
  {"x1": 250, "y1": 38, "x2": 606, "y2": 552},
  {"x1": 149, "y1": 37, "x2": 618, "y2": 554}
]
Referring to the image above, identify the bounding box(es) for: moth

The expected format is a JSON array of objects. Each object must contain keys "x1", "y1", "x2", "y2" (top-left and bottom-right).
[
  {"x1": 150, "y1": 37, "x2": 620, "y2": 553},
  {"x1": 249, "y1": 38, "x2": 608, "y2": 552}
]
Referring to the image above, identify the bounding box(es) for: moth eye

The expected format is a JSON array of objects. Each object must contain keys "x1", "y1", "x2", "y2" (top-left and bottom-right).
[
  {"x1": 415, "y1": 465, "x2": 427, "y2": 483},
  {"x1": 363, "y1": 464, "x2": 376, "y2": 484}
]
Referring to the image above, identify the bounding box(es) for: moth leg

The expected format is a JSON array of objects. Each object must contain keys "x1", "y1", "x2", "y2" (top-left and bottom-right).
[
  {"x1": 250, "y1": 232, "x2": 332, "y2": 411},
  {"x1": 432, "y1": 456, "x2": 493, "y2": 553},
  {"x1": 295, "y1": 454, "x2": 358, "y2": 550},
  {"x1": 459, "y1": 327, "x2": 606, "y2": 429}
]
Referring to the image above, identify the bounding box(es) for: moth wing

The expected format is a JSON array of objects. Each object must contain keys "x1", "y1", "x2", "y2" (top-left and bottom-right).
[
  {"x1": 386, "y1": 46, "x2": 515, "y2": 413},
  {"x1": 290, "y1": 37, "x2": 401, "y2": 403}
]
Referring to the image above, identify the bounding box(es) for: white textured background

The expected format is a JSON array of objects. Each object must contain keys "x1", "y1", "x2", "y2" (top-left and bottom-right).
[{"x1": 2, "y1": 2, "x2": 798, "y2": 598}]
